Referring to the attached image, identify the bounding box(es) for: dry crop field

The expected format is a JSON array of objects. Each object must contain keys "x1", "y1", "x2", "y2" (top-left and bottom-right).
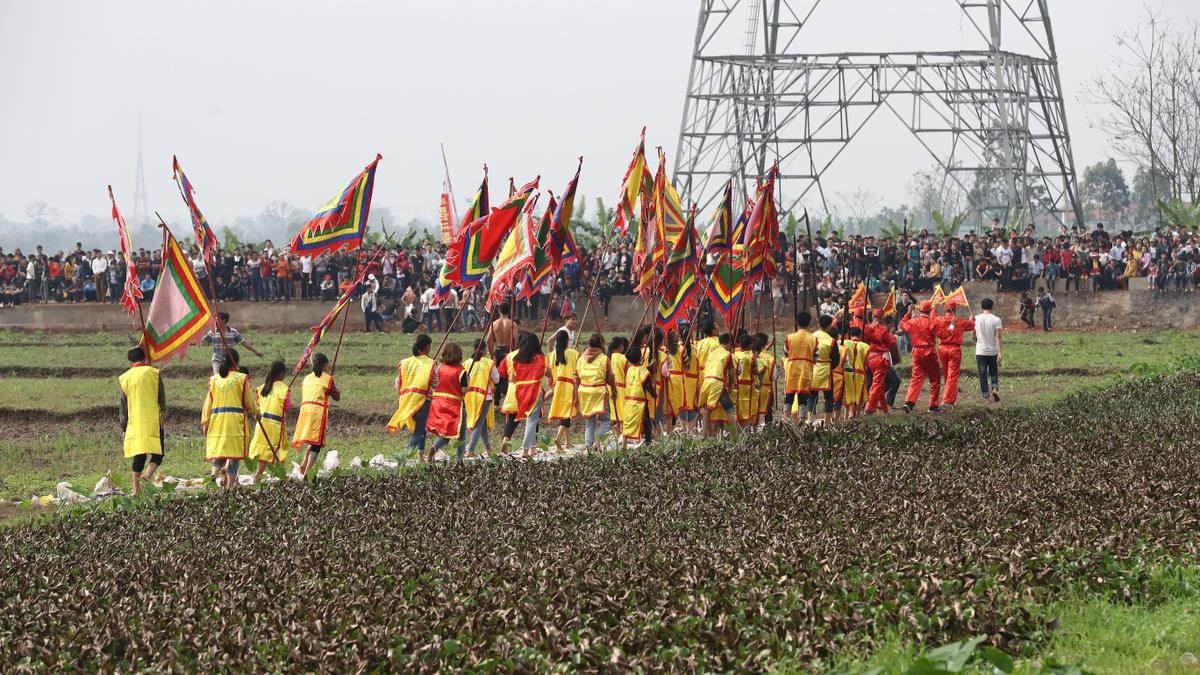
[{"x1": 0, "y1": 329, "x2": 1198, "y2": 672}]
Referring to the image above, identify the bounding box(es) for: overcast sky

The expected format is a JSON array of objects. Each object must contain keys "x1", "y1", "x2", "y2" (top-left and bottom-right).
[{"x1": 1, "y1": 0, "x2": 1196, "y2": 230}]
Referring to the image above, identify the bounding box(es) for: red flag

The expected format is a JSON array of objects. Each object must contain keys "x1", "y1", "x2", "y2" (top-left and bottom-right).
[{"x1": 107, "y1": 186, "x2": 142, "y2": 315}]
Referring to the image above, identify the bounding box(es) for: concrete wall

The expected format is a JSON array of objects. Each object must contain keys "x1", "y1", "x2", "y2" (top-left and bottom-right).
[{"x1": 2, "y1": 285, "x2": 1197, "y2": 331}]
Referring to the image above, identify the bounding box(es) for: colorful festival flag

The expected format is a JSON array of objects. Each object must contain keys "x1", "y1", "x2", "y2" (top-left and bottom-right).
[
  {"x1": 171, "y1": 156, "x2": 219, "y2": 262},
  {"x1": 289, "y1": 154, "x2": 382, "y2": 257},
  {"x1": 521, "y1": 193, "x2": 558, "y2": 300},
  {"x1": 704, "y1": 180, "x2": 734, "y2": 255},
  {"x1": 141, "y1": 228, "x2": 214, "y2": 363},
  {"x1": 549, "y1": 157, "x2": 582, "y2": 267},
  {"x1": 706, "y1": 191, "x2": 751, "y2": 324},
  {"x1": 613, "y1": 127, "x2": 648, "y2": 236},
  {"x1": 486, "y1": 194, "x2": 540, "y2": 308},
  {"x1": 454, "y1": 176, "x2": 539, "y2": 288},
  {"x1": 741, "y1": 164, "x2": 779, "y2": 282},
  {"x1": 107, "y1": 186, "x2": 142, "y2": 315},
  {"x1": 294, "y1": 280, "x2": 357, "y2": 375},
  {"x1": 434, "y1": 166, "x2": 490, "y2": 303},
  {"x1": 657, "y1": 205, "x2": 700, "y2": 329}
]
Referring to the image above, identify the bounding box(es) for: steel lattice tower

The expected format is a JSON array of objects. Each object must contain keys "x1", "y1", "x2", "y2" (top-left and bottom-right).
[
  {"x1": 132, "y1": 113, "x2": 150, "y2": 226},
  {"x1": 674, "y1": 0, "x2": 1084, "y2": 228}
]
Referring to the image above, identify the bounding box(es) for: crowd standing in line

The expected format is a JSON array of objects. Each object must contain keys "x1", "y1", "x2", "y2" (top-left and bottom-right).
[{"x1": 119, "y1": 294, "x2": 1005, "y2": 488}]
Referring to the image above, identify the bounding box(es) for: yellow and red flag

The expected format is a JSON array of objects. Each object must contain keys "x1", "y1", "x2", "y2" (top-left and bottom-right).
[
  {"x1": 941, "y1": 284, "x2": 970, "y2": 309},
  {"x1": 289, "y1": 154, "x2": 382, "y2": 257},
  {"x1": 520, "y1": 193, "x2": 558, "y2": 300},
  {"x1": 929, "y1": 284, "x2": 946, "y2": 306},
  {"x1": 434, "y1": 166, "x2": 489, "y2": 302},
  {"x1": 847, "y1": 281, "x2": 868, "y2": 311},
  {"x1": 455, "y1": 175, "x2": 538, "y2": 288},
  {"x1": 549, "y1": 157, "x2": 582, "y2": 268},
  {"x1": 486, "y1": 193, "x2": 541, "y2": 309},
  {"x1": 741, "y1": 164, "x2": 779, "y2": 282},
  {"x1": 881, "y1": 288, "x2": 897, "y2": 317},
  {"x1": 614, "y1": 127, "x2": 648, "y2": 236},
  {"x1": 171, "y1": 156, "x2": 220, "y2": 263}
]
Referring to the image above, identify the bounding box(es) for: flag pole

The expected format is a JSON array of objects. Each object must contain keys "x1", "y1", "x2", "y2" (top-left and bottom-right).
[
  {"x1": 575, "y1": 257, "x2": 604, "y2": 347},
  {"x1": 538, "y1": 282, "x2": 558, "y2": 345},
  {"x1": 440, "y1": 143, "x2": 459, "y2": 226},
  {"x1": 432, "y1": 297, "x2": 469, "y2": 362}
]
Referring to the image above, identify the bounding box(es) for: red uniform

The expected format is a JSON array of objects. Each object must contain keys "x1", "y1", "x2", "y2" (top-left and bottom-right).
[
  {"x1": 900, "y1": 313, "x2": 941, "y2": 409},
  {"x1": 862, "y1": 322, "x2": 896, "y2": 413},
  {"x1": 426, "y1": 363, "x2": 465, "y2": 438},
  {"x1": 935, "y1": 315, "x2": 974, "y2": 406}
]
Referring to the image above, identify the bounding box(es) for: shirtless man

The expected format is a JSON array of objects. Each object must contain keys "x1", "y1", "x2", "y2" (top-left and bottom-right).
[{"x1": 487, "y1": 301, "x2": 519, "y2": 354}]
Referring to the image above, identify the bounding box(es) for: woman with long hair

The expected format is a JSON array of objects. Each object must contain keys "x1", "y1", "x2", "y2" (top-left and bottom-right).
[
  {"x1": 546, "y1": 329, "x2": 579, "y2": 453},
  {"x1": 293, "y1": 353, "x2": 341, "y2": 476},
  {"x1": 386, "y1": 334, "x2": 436, "y2": 456},
  {"x1": 250, "y1": 359, "x2": 290, "y2": 482},
  {"x1": 202, "y1": 348, "x2": 260, "y2": 488},
  {"x1": 620, "y1": 347, "x2": 656, "y2": 448},
  {"x1": 461, "y1": 339, "x2": 500, "y2": 459},
  {"x1": 425, "y1": 342, "x2": 466, "y2": 462},
  {"x1": 498, "y1": 331, "x2": 549, "y2": 458},
  {"x1": 607, "y1": 336, "x2": 629, "y2": 432},
  {"x1": 576, "y1": 333, "x2": 612, "y2": 452}
]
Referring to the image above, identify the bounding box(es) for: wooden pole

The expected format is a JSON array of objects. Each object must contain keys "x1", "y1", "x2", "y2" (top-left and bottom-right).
[
  {"x1": 432, "y1": 297, "x2": 469, "y2": 361},
  {"x1": 576, "y1": 260, "x2": 604, "y2": 346},
  {"x1": 538, "y1": 282, "x2": 558, "y2": 345}
]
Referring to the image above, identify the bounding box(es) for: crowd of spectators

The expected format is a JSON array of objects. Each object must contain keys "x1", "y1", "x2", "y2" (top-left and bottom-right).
[{"x1": 3, "y1": 218, "x2": 1197, "y2": 326}]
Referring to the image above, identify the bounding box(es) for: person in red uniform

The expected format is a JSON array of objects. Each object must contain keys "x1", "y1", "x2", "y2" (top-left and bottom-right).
[
  {"x1": 425, "y1": 342, "x2": 466, "y2": 462},
  {"x1": 863, "y1": 309, "x2": 897, "y2": 414},
  {"x1": 900, "y1": 300, "x2": 941, "y2": 413},
  {"x1": 935, "y1": 302, "x2": 974, "y2": 409}
]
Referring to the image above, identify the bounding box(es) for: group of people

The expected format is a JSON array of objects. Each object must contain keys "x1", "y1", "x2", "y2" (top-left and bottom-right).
[{"x1": 115, "y1": 295, "x2": 1007, "y2": 492}]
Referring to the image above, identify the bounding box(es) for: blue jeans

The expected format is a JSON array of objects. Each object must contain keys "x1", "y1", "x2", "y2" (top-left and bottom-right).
[
  {"x1": 466, "y1": 400, "x2": 492, "y2": 456},
  {"x1": 522, "y1": 395, "x2": 542, "y2": 450},
  {"x1": 407, "y1": 400, "x2": 431, "y2": 451},
  {"x1": 976, "y1": 355, "x2": 999, "y2": 396},
  {"x1": 584, "y1": 415, "x2": 603, "y2": 446}
]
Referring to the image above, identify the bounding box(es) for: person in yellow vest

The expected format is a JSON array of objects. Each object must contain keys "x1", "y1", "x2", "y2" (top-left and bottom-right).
[
  {"x1": 119, "y1": 346, "x2": 164, "y2": 496},
  {"x1": 250, "y1": 360, "x2": 290, "y2": 482},
  {"x1": 293, "y1": 353, "x2": 341, "y2": 476},
  {"x1": 620, "y1": 348, "x2": 656, "y2": 448},
  {"x1": 461, "y1": 339, "x2": 499, "y2": 459},
  {"x1": 699, "y1": 332, "x2": 736, "y2": 437},
  {"x1": 831, "y1": 327, "x2": 847, "y2": 420},
  {"x1": 784, "y1": 311, "x2": 816, "y2": 421},
  {"x1": 546, "y1": 329, "x2": 579, "y2": 453},
  {"x1": 731, "y1": 332, "x2": 756, "y2": 430},
  {"x1": 664, "y1": 326, "x2": 698, "y2": 436},
  {"x1": 576, "y1": 333, "x2": 612, "y2": 452},
  {"x1": 693, "y1": 320, "x2": 720, "y2": 430},
  {"x1": 386, "y1": 334, "x2": 436, "y2": 455},
  {"x1": 201, "y1": 348, "x2": 261, "y2": 489},
  {"x1": 807, "y1": 314, "x2": 839, "y2": 427},
  {"x1": 608, "y1": 335, "x2": 629, "y2": 432},
  {"x1": 753, "y1": 332, "x2": 776, "y2": 428},
  {"x1": 840, "y1": 326, "x2": 870, "y2": 420}
]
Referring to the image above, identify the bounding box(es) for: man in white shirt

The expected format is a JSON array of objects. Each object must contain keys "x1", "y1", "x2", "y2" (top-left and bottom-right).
[
  {"x1": 92, "y1": 251, "x2": 109, "y2": 303},
  {"x1": 419, "y1": 284, "x2": 439, "y2": 332},
  {"x1": 973, "y1": 297, "x2": 1003, "y2": 403},
  {"x1": 361, "y1": 285, "x2": 384, "y2": 332}
]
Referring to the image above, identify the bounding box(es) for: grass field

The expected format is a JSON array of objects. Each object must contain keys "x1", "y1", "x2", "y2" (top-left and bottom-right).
[{"x1": 2, "y1": 327, "x2": 1197, "y2": 500}]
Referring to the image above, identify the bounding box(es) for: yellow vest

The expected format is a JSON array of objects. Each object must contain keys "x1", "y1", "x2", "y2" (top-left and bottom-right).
[
  {"x1": 576, "y1": 351, "x2": 609, "y2": 417},
  {"x1": 292, "y1": 372, "x2": 333, "y2": 449},
  {"x1": 250, "y1": 381, "x2": 289, "y2": 462},
  {"x1": 811, "y1": 330, "x2": 835, "y2": 390},
  {"x1": 610, "y1": 351, "x2": 628, "y2": 422},
  {"x1": 387, "y1": 354, "x2": 435, "y2": 433},
  {"x1": 462, "y1": 356, "x2": 495, "y2": 430},
  {"x1": 202, "y1": 371, "x2": 254, "y2": 460},
  {"x1": 119, "y1": 364, "x2": 161, "y2": 457},
  {"x1": 702, "y1": 345, "x2": 731, "y2": 382}
]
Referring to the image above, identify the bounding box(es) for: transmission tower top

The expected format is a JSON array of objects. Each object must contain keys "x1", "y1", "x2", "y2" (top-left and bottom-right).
[{"x1": 675, "y1": 0, "x2": 1083, "y2": 229}]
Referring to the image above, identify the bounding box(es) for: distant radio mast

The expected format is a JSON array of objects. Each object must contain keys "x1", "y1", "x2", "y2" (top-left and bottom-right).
[{"x1": 133, "y1": 113, "x2": 150, "y2": 226}]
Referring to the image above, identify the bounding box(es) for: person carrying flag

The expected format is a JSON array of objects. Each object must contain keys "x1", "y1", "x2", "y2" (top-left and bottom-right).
[
  {"x1": 621, "y1": 348, "x2": 656, "y2": 448},
  {"x1": 699, "y1": 332, "x2": 736, "y2": 436},
  {"x1": 935, "y1": 301, "x2": 974, "y2": 409},
  {"x1": 118, "y1": 346, "x2": 165, "y2": 496},
  {"x1": 425, "y1": 343, "x2": 466, "y2": 463},
  {"x1": 784, "y1": 311, "x2": 816, "y2": 421},
  {"x1": 461, "y1": 339, "x2": 500, "y2": 459},
  {"x1": 753, "y1": 332, "x2": 776, "y2": 428},
  {"x1": 731, "y1": 332, "x2": 757, "y2": 431},
  {"x1": 807, "y1": 315, "x2": 839, "y2": 427},
  {"x1": 576, "y1": 333, "x2": 612, "y2": 453},
  {"x1": 840, "y1": 326, "x2": 870, "y2": 419},
  {"x1": 250, "y1": 360, "x2": 290, "y2": 482},
  {"x1": 546, "y1": 330, "x2": 580, "y2": 453},
  {"x1": 387, "y1": 334, "x2": 437, "y2": 457},
  {"x1": 863, "y1": 310, "x2": 897, "y2": 415},
  {"x1": 201, "y1": 348, "x2": 261, "y2": 489},
  {"x1": 293, "y1": 353, "x2": 340, "y2": 476},
  {"x1": 900, "y1": 301, "x2": 942, "y2": 413},
  {"x1": 498, "y1": 331, "x2": 550, "y2": 458}
]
